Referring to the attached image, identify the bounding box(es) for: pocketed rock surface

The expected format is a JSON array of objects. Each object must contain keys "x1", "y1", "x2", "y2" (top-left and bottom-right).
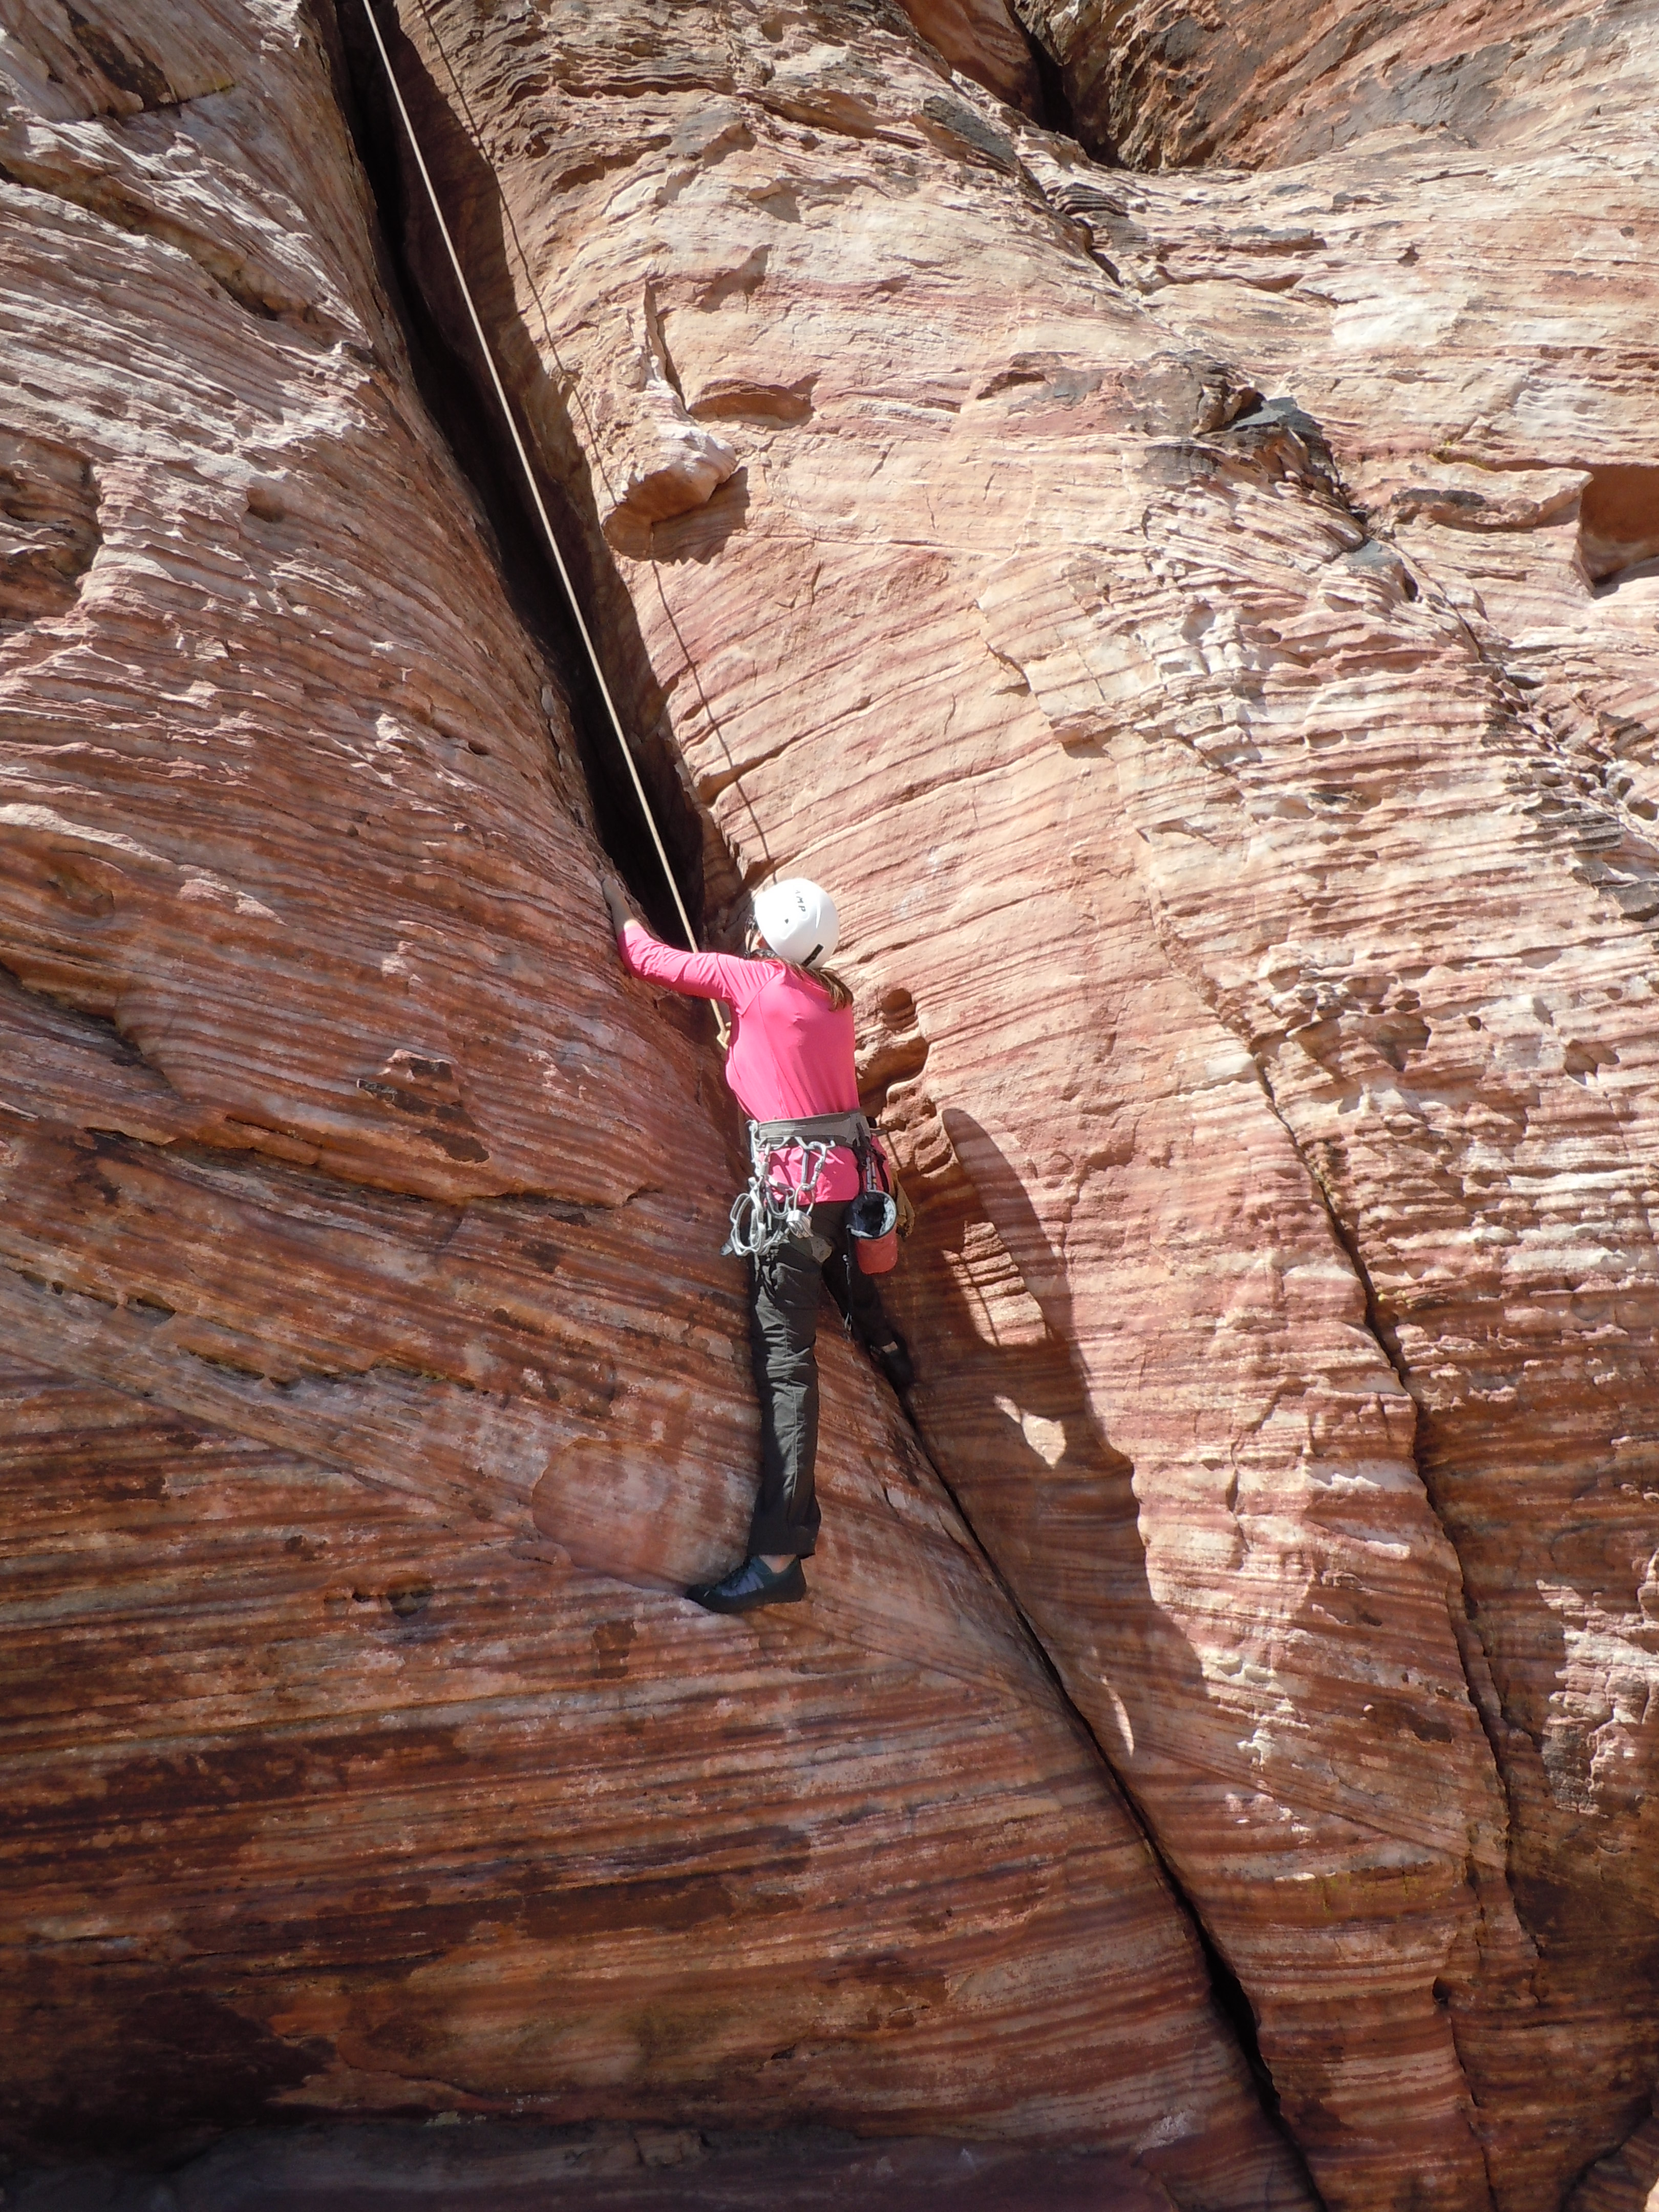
[{"x1": 2, "y1": 0, "x2": 1656, "y2": 2207}]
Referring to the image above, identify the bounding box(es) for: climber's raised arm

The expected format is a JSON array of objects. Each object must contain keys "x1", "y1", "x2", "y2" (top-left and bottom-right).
[{"x1": 602, "y1": 872, "x2": 756, "y2": 1006}]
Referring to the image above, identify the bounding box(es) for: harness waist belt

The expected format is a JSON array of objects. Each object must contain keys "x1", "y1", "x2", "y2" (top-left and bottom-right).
[{"x1": 751, "y1": 1110, "x2": 870, "y2": 1153}]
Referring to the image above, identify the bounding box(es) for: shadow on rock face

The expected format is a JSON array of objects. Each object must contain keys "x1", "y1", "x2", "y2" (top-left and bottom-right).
[{"x1": 884, "y1": 1101, "x2": 1217, "y2": 1785}]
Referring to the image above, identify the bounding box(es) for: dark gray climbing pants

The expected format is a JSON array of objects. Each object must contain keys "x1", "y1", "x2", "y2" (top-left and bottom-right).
[{"x1": 747, "y1": 1200, "x2": 893, "y2": 1560}]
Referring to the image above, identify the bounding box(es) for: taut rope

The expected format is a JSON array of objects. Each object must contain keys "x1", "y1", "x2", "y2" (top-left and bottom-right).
[{"x1": 359, "y1": 0, "x2": 700, "y2": 957}]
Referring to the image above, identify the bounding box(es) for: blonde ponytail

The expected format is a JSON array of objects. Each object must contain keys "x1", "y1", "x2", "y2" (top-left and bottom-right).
[
  {"x1": 743, "y1": 926, "x2": 855, "y2": 1010},
  {"x1": 797, "y1": 960, "x2": 854, "y2": 1011}
]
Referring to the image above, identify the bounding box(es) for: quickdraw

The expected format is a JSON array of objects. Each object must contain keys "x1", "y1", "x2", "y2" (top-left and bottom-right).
[
  {"x1": 722, "y1": 1131, "x2": 835, "y2": 1261},
  {"x1": 721, "y1": 1108, "x2": 908, "y2": 1268}
]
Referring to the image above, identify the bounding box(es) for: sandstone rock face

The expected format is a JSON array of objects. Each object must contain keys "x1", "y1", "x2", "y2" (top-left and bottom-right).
[
  {"x1": 9, "y1": 2121, "x2": 1180, "y2": 2212},
  {"x1": 364, "y1": 1, "x2": 1659, "y2": 2206},
  {"x1": 1014, "y1": 0, "x2": 1642, "y2": 168},
  {"x1": 1013, "y1": 35, "x2": 1659, "y2": 2206},
  {"x1": 0, "y1": 5, "x2": 1306, "y2": 2203},
  {"x1": 895, "y1": 0, "x2": 1040, "y2": 114},
  {"x1": 1569, "y1": 2102, "x2": 1659, "y2": 2212},
  {"x1": 6, "y1": 0, "x2": 1657, "y2": 2204}
]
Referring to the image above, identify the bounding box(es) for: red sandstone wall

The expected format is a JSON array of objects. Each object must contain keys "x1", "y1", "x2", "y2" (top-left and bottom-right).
[
  {"x1": 3, "y1": 0, "x2": 1657, "y2": 2204},
  {"x1": 1009, "y1": 0, "x2": 1640, "y2": 168},
  {"x1": 0, "y1": 5, "x2": 1299, "y2": 2200},
  {"x1": 367, "y1": 0, "x2": 1659, "y2": 2203}
]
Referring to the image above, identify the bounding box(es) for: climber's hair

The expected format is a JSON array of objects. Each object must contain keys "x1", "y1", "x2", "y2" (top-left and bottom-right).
[{"x1": 782, "y1": 956, "x2": 854, "y2": 1011}]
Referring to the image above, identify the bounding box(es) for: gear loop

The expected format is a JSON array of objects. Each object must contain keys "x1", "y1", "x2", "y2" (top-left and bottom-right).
[{"x1": 722, "y1": 1131, "x2": 834, "y2": 1260}]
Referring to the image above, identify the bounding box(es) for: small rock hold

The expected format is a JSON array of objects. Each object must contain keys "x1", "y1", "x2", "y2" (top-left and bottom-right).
[{"x1": 1225, "y1": 394, "x2": 1327, "y2": 445}]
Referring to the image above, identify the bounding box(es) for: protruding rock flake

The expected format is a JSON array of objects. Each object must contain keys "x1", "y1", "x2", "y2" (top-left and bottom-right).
[{"x1": 1, "y1": 0, "x2": 1655, "y2": 2206}]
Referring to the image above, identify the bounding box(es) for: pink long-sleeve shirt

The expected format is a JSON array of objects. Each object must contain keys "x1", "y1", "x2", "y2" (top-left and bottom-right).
[{"x1": 618, "y1": 919, "x2": 863, "y2": 1199}]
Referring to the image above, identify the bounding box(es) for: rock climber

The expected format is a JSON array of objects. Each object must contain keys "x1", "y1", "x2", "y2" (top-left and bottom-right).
[{"x1": 601, "y1": 870, "x2": 913, "y2": 1615}]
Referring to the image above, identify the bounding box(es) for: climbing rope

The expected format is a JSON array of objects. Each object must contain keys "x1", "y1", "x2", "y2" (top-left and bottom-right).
[
  {"x1": 358, "y1": 0, "x2": 700, "y2": 956},
  {"x1": 399, "y1": 0, "x2": 777, "y2": 877}
]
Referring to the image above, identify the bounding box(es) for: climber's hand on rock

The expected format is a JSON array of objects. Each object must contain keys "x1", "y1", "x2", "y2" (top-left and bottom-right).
[{"x1": 600, "y1": 873, "x2": 634, "y2": 931}]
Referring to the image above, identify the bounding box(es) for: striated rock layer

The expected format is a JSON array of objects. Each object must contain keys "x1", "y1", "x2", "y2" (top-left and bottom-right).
[
  {"x1": 4, "y1": 0, "x2": 1657, "y2": 2201},
  {"x1": 1013, "y1": 0, "x2": 1642, "y2": 169},
  {"x1": 8, "y1": 2122, "x2": 1179, "y2": 2212},
  {"x1": 0, "y1": 4, "x2": 1304, "y2": 2204},
  {"x1": 368, "y1": 1, "x2": 1659, "y2": 2207}
]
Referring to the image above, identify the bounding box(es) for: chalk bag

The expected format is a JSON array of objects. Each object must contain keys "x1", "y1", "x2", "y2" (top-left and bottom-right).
[{"x1": 848, "y1": 1185, "x2": 899, "y2": 1274}]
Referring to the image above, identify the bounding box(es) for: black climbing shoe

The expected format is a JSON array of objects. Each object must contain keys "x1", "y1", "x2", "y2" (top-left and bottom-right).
[
  {"x1": 688, "y1": 1555, "x2": 807, "y2": 1614},
  {"x1": 869, "y1": 1331, "x2": 914, "y2": 1393}
]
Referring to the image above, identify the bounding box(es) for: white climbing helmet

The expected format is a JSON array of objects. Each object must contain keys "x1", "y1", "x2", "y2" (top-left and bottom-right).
[{"x1": 752, "y1": 877, "x2": 839, "y2": 967}]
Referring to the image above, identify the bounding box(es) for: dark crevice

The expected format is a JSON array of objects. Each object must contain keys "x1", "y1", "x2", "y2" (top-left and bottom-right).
[
  {"x1": 1439, "y1": 1972, "x2": 1504, "y2": 2212},
  {"x1": 1190, "y1": 1916, "x2": 1306, "y2": 2164},
  {"x1": 325, "y1": 0, "x2": 707, "y2": 948},
  {"x1": 1020, "y1": 14, "x2": 1088, "y2": 148}
]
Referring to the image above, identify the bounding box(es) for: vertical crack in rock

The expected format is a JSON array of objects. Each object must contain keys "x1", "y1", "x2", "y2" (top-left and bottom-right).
[
  {"x1": 330, "y1": 0, "x2": 712, "y2": 947},
  {"x1": 1233, "y1": 1035, "x2": 1523, "y2": 2212},
  {"x1": 887, "y1": 1364, "x2": 1330, "y2": 2205}
]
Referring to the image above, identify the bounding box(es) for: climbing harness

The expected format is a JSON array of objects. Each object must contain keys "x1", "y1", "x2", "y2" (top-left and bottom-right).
[
  {"x1": 724, "y1": 1109, "x2": 871, "y2": 1261},
  {"x1": 724, "y1": 1110, "x2": 870, "y2": 1261},
  {"x1": 722, "y1": 1130, "x2": 835, "y2": 1262},
  {"x1": 358, "y1": 0, "x2": 700, "y2": 960},
  {"x1": 722, "y1": 1109, "x2": 901, "y2": 1270}
]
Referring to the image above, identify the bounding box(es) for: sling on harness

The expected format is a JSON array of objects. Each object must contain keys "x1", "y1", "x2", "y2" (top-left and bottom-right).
[{"x1": 722, "y1": 1109, "x2": 880, "y2": 1263}]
